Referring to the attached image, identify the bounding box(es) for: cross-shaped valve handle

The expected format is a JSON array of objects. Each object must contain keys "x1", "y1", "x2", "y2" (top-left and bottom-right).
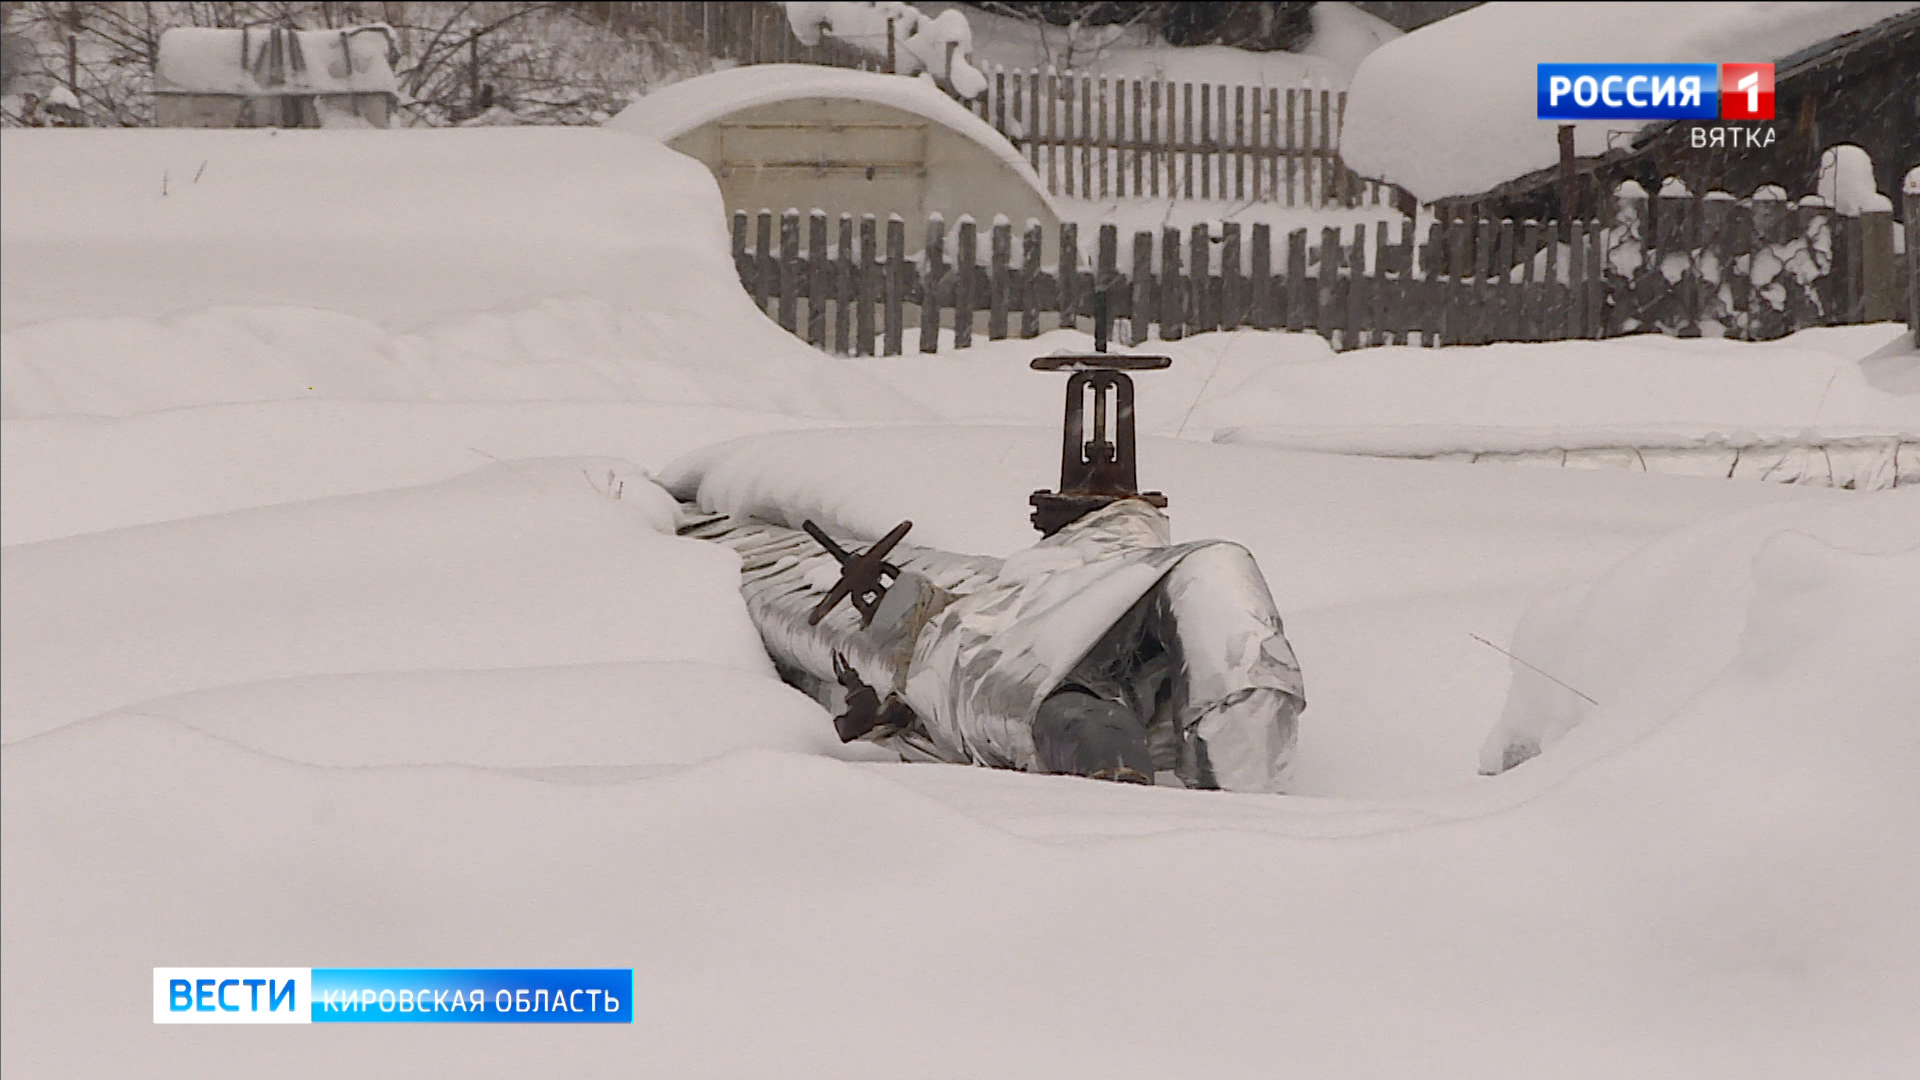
[{"x1": 805, "y1": 519, "x2": 913, "y2": 627}]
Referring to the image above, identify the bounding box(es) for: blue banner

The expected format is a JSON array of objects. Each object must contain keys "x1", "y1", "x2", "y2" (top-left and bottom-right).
[
  {"x1": 308, "y1": 968, "x2": 633, "y2": 1023},
  {"x1": 1537, "y1": 63, "x2": 1719, "y2": 120}
]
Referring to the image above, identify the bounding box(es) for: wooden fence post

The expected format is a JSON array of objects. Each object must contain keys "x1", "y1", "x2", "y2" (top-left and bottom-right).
[
  {"x1": 1022, "y1": 220, "x2": 1043, "y2": 338},
  {"x1": 732, "y1": 209, "x2": 750, "y2": 291},
  {"x1": 1250, "y1": 223, "x2": 1273, "y2": 328},
  {"x1": 1131, "y1": 230, "x2": 1154, "y2": 345},
  {"x1": 1373, "y1": 220, "x2": 1393, "y2": 345},
  {"x1": 807, "y1": 209, "x2": 829, "y2": 348},
  {"x1": 1517, "y1": 220, "x2": 1539, "y2": 341},
  {"x1": 918, "y1": 215, "x2": 943, "y2": 353},
  {"x1": 1419, "y1": 221, "x2": 1443, "y2": 346},
  {"x1": 1160, "y1": 225, "x2": 1184, "y2": 340},
  {"x1": 1585, "y1": 213, "x2": 1605, "y2": 338},
  {"x1": 857, "y1": 214, "x2": 877, "y2": 356},
  {"x1": 754, "y1": 210, "x2": 774, "y2": 313},
  {"x1": 1906, "y1": 178, "x2": 1920, "y2": 345},
  {"x1": 1345, "y1": 224, "x2": 1367, "y2": 349},
  {"x1": 1221, "y1": 222, "x2": 1244, "y2": 329},
  {"x1": 884, "y1": 214, "x2": 905, "y2": 355},
  {"x1": 1096, "y1": 223, "x2": 1120, "y2": 335},
  {"x1": 1056, "y1": 222, "x2": 1079, "y2": 331},
  {"x1": 1190, "y1": 223, "x2": 1213, "y2": 331},
  {"x1": 955, "y1": 216, "x2": 976, "y2": 348},
  {"x1": 834, "y1": 213, "x2": 853, "y2": 354},
  {"x1": 1316, "y1": 226, "x2": 1339, "y2": 343},
  {"x1": 1286, "y1": 228, "x2": 1308, "y2": 332},
  {"x1": 778, "y1": 209, "x2": 800, "y2": 332},
  {"x1": 989, "y1": 217, "x2": 1011, "y2": 340}
]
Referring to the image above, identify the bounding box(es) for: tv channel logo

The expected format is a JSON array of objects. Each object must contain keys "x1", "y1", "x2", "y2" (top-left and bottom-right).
[
  {"x1": 154, "y1": 967, "x2": 635, "y2": 1024},
  {"x1": 1537, "y1": 64, "x2": 1774, "y2": 121}
]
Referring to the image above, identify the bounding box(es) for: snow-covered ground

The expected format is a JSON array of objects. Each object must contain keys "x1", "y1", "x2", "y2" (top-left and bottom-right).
[{"x1": 4, "y1": 124, "x2": 1918, "y2": 1077}]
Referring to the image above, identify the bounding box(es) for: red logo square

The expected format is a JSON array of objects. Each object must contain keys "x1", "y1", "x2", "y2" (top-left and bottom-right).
[{"x1": 1721, "y1": 63, "x2": 1774, "y2": 120}]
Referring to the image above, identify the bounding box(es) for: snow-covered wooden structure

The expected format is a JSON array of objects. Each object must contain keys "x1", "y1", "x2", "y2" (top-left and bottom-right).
[
  {"x1": 607, "y1": 64, "x2": 1057, "y2": 244},
  {"x1": 1342, "y1": 3, "x2": 1920, "y2": 219},
  {"x1": 153, "y1": 26, "x2": 399, "y2": 129}
]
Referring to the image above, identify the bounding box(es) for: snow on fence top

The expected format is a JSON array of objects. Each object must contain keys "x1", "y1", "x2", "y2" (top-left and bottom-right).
[
  {"x1": 1339, "y1": 1, "x2": 1919, "y2": 203},
  {"x1": 609, "y1": 63, "x2": 1045, "y2": 193},
  {"x1": 155, "y1": 25, "x2": 399, "y2": 98}
]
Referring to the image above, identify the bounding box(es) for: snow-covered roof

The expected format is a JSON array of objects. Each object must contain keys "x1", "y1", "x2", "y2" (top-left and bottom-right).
[
  {"x1": 1340, "y1": 1, "x2": 1920, "y2": 203},
  {"x1": 155, "y1": 25, "x2": 398, "y2": 97},
  {"x1": 607, "y1": 64, "x2": 1046, "y2": 195}
]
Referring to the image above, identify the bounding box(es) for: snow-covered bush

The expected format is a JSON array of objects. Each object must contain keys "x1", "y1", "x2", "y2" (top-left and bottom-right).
[{"x1": 783, "y1": 1, "x2": 988, "y2": 99}]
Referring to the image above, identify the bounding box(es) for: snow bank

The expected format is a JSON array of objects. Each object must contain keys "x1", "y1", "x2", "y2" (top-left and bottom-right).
[
  {"x1": 1481, "y1": 490, "x2": 1920, "y2": 781},
  {"x1": 0, "y1": 400, "x2": 835, "y2": 546},
  {"x1": 10, "y1": 573, "x2": 1915, "y2": 1076},
  {"x1": 1196, "y1": 325, "x2": 1919, "y2": 440},
  {"x1": 0, "y1": 128, "x2": 924, "y2": 420},
  {"x1": 95, "y1": 662, "x2": 881, "y2": 768},
  {"x1": 819, "y1": 323, "x2": 1917, "y2": 448},
  {"x1": 1341, "y1": 2, "x2": 1919, "y2": 201},
  {"x1": 0, "y1": 298, "x2": 922, "y2": 420},
  {"x1": 0, "y1": 458, "x2": 768, "y2": 742}
]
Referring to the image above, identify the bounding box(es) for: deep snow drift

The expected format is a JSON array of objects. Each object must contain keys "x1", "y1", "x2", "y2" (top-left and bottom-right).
[{"x1": 4, "y1": 122, "x2": 1917, "y2": 1078}]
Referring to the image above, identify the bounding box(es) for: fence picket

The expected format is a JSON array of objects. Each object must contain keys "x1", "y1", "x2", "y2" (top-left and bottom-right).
[
  {"x1": 1022, "y1": 221, "x2": 1043, "y2": 338},
  {"x1": 1222, "y1": 222, "x2": 1244, "y2": 328},
  {"x1": 955, "y1": 217, "x2": 976, "y2": 348},
  {"x1": 1518, "y1": 220, "x2": 1538, "y2": 342},
  {"x1": 779, "y1": 209, "x2": 800, "y2": 332},
  {"x1": 1058, "y1": 222, "x2": 1080, "y2": 331},
  {"x1": 1121, "y1": 80, "x2": 1136, "y2": 198},
  {"x1": 1585, "y1": 216, "x2": 1605, "y2": 338},
  {"x1": 1131, "y1": 230, "x2": 1154, "y2": 346},
  {"x1": 1148, "y1": 80, "x2": 1161, "y2": 198},
  {"x1": 883, "y1": 215, "x2": 904, "y2": 354},
  {"x1": 1097, "y1": 76, "x2": 1110, "y2": 200},
  {"x1": 835, "y1": 213, "x2": 853, "y2": 353},
  {"x1": 1097, "y1": 224, "x2": 1119, "y2": 328},
  {"x1": 1160, "y1": 225, "x2": 1185, "y2": 340},
  {"x1": 1182, "y1": 82, "x2": 1194, "y2": 199},
  {"x1": 857, "y1": 214, "x2": 877, "y2": 356},
  {"x1": 1316, "y1": 227, "x2": 1339, "y2": 339},
  {"x1": 1372, "y1": 221, "x2": 1391, "y2": 346},
  {"x1": 1251, "y1": 223, "x2": 1273, "y2": 328},
  {"x1": 1199, "y1": 84, "x2": 1212, "y2": 200},
  {"x1": 1286, "y1": 228, "x2": 1308, "y2": 331},
  {"x1": 989, "y1": 218, "x2": 1011, "y2": 340},
  {"x1": 1341, "y1": 225, "x2": 1364, "y2": 349},
  {"x1": 919, "y1": 215, "x2": 944, "y2": 353},
  {"x1": 754, "y1": 210, "x2": 774, "y2": 313},
  {"x1": 807, "y1": 209, "x2": 829, "y2": 347},
  {"x1": 1190, "y1": 223, "x2": 1214, "y2": 331},
  {"x1": 1080, "y1": 74, "x2": 1093, "y2": 200},
  {"x1": 1234, "y1": 85, "x2": 1246, "y2": 202}
]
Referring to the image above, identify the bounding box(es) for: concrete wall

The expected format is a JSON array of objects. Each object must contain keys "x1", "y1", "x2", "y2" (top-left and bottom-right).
[{"x1": 666, "y1": 96, "x2": 1058, "y2": 255}]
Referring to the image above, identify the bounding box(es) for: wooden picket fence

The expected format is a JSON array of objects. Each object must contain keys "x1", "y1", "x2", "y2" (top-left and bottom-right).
[
  {"x1": 961, "y1": 68, "x2": 1398, "y2": 210},
  {"x1": 731, "y1": 179, "x2": 1911, "y2": 355}
]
